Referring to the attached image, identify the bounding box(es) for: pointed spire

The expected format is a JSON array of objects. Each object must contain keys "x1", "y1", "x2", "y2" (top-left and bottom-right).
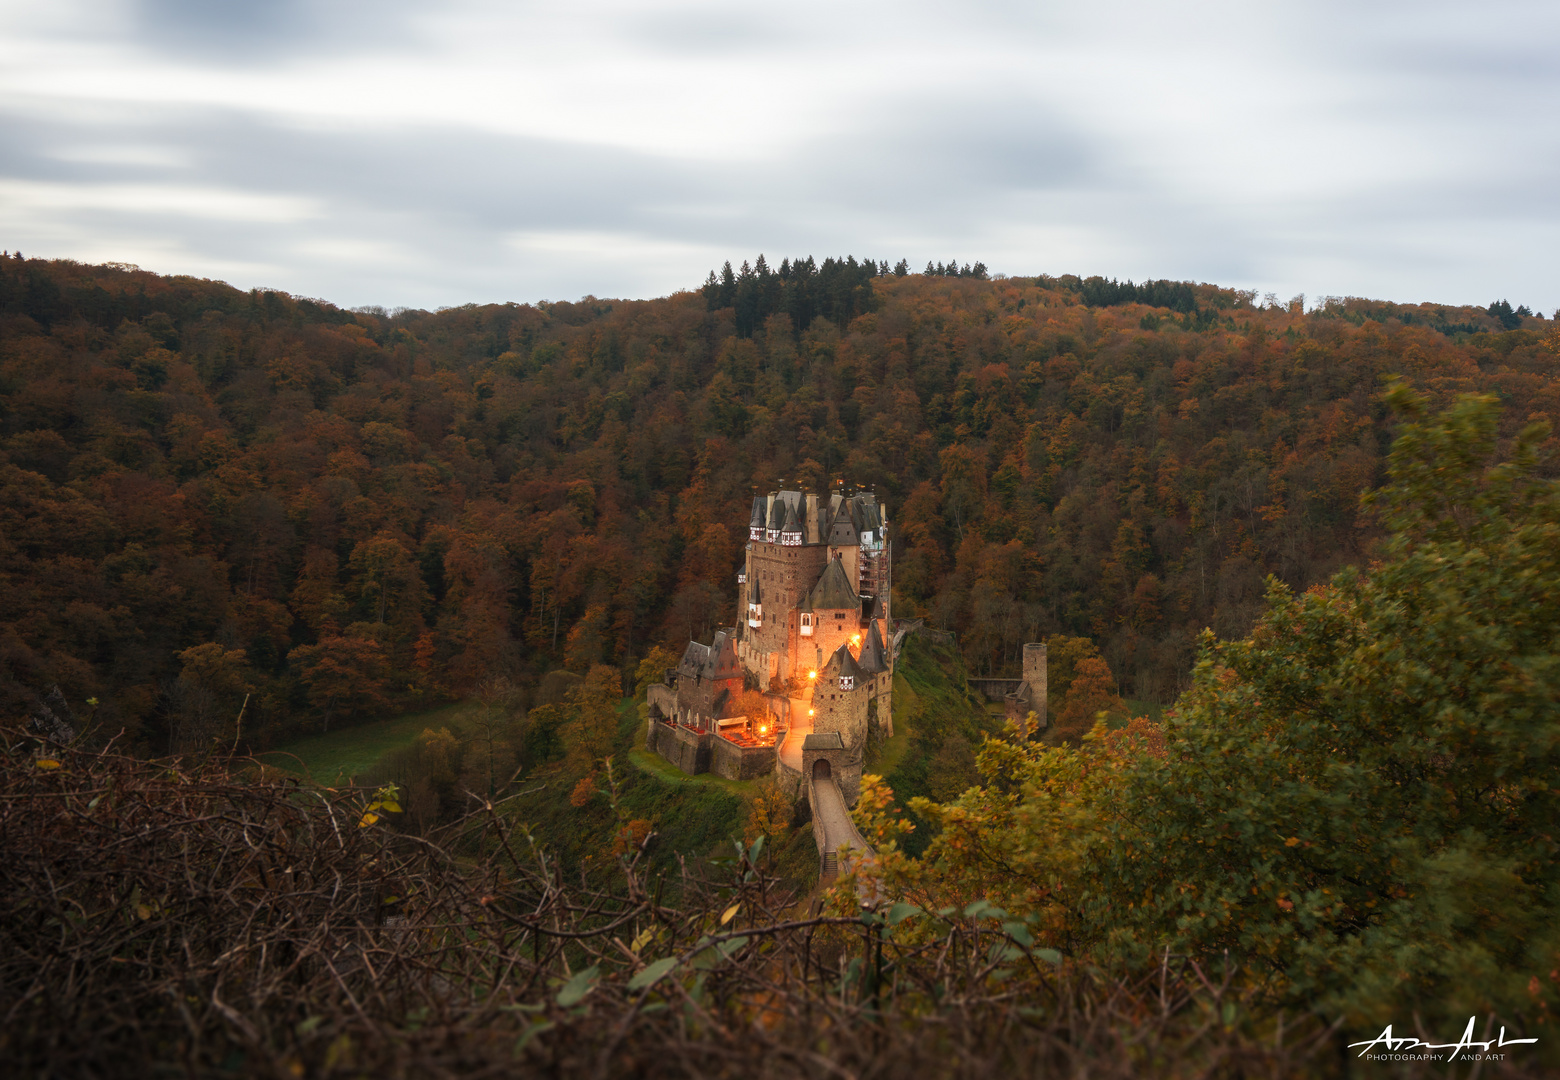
[
  {"x1": 808, "y1": 556, "x2": 860, "y2": 610},
  {"x1": 828, "y1": 501, "x2": 860, "y2": 546},
  {"x1": 780, "y1": 498, "x2": 802, "y2": 544},
  {"x1": 830, "y1": 643, "x2": 862, "y2": 680},
  {"x1": 859, "y1": 620, "x2": 888, "y2": 673}
]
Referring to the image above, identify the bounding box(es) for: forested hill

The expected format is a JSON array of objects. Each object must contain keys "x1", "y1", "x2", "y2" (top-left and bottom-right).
[{"x1": 1, "y1": 253, "x2": 1556, "y2": 753}]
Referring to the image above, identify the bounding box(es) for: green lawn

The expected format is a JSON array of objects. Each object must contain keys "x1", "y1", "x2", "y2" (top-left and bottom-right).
[{"x1": 255, "y1": 701, "x2": 480, "y2": 784}]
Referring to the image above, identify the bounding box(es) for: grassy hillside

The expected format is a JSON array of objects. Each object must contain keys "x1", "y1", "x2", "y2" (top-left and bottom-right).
[
  {"x1": 489, "y1": 697, "x2": 752, "y2": 879},
  {"x1": 255, "y1": 692, "x2": 761, "y2": 884},
  {"x1": 248, "y1": 633, "x2": 1034, "y2": 877},
  {"x1": 254, "y1": 700, "x2": 479, "y2": 784},
  {"x1": 247, "y1": 633, "x2": 1053, "y2": 884},
  {"x1": 877, "y1": 631, "x2": 1003, "y2": 855}
]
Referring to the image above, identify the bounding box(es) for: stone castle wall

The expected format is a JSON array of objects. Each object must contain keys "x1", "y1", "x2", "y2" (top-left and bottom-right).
[
  {"x1": 712, "y1": 737, "x2": 777, "y2": 781},
  {"x1": 647, "y1": 721, "x2": 711, "y2": 775}
]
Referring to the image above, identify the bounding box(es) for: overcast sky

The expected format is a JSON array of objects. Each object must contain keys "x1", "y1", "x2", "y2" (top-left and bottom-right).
[{"x1": 1, "y1": 0, "x2": 1555, "y2": 312}]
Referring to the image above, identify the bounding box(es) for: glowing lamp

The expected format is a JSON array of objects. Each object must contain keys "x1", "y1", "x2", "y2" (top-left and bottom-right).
[
  {"x1": 807, "y1": 670, "x2": 817, "y2": 680},
  {"x1": 807, "y1": 708, "x2": 815, "y2": 717},
  {"x1": 850, "y1": 635, "x2": 861, "y2": 646}
]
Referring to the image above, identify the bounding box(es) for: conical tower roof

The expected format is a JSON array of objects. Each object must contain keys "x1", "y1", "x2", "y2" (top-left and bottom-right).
[
  {"x1": 808, "y1": 556, "x2": 859, "y2": 610},
  {"x1": 767, "y1": 497, "x2": 786, "y2": 531},
  {"x1": 749, "y1": 497, "x2": 767, "y2": 528},
  {"x1": 780, "y1": 498, "x2": 802, "y2": 538},
  {"x1": 829, "y1": 643, "x2": 862, "y2": 680},
  {"x1": 858, "y1": 620, "x2": 888, "y2": 673},
  {"x1": 827, "y1": 502, "x2": 860, "y2": 546}
]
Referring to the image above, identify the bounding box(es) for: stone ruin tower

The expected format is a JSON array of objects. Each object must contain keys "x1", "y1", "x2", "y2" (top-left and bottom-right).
[{"x1": 1005, "y1": 642, "x2": 1048, "y2": 731}]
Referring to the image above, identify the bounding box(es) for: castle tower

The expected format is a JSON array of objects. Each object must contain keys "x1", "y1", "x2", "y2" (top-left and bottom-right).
[
  {"x1": 803, "y1": 556, "x2": 861, "y2": 677},
  {"x1": 733, "y1": 487, "x2": 890, "y2": 692},
  {"x1": 812, "y1": 642, "x2": 869, "y2": 801},
  {"x1": 857, "y1": 618, "x2": 893, "y2": 738},
  {"x1": 1023, "y1": 642, "x2": 1048, "y2": 729}
]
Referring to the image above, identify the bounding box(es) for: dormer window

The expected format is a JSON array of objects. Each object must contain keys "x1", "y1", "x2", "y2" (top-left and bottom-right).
[
  {"x1": 747, "y1": 603, "x2": 762, "y2": 628},
  {"x1": 800, "y1": 613, "x2": 813, "y2": 637},
  {"x1": 839, "y1": 675, "x2": 855, "y2": 691}
]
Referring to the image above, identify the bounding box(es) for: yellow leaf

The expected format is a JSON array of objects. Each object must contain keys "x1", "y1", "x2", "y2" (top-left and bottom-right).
[
  {"x1": 1284, "y1": 837, "x2": 1300, "y2": 847},
  {"x1": 380, "y1": 800, "x2": 402, "y2": 813},
  {"x1": 36, "y1": 759, "x2": 61, "y2": 770},
  {"x1": 358, "y1": 812, "x2": 379, "y2": 828},
  {"x1": 630, "y1": 926, "x2": 655, "y2": 953},
  {"x1": 720, "y1": 903, "x2": 740, "y2": 926},
  {"x1": 136, "y1": 904, "x2": 152, "y2": 920}
]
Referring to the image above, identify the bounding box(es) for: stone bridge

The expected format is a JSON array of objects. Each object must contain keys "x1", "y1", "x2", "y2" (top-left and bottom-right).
[{"x1": 800, "y1": 734, "x2": 873, "y2": 886}]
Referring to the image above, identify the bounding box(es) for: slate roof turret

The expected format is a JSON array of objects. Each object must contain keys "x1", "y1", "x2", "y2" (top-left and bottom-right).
[
  {"x1": 827, "y1": 503, "x2": 860, "y2": 546},
  {"x1": 767, "y1": 497, "x2": 786, "y2": 532},
  {"x1": 829, "y1": 643, "x2": 862, "y2": 681},
  {"x1": 749, "y1": 497, "x2": 767, "y2": 529},
  {"x1": 808, "y1": 556, "x2": 860, "y2": 610},
  {"x1": 780, "y1": 498, "x2": 802, "y2": 540},
  {"x1": 858, "y1": 621, "x2": 888, "y2": 674}
]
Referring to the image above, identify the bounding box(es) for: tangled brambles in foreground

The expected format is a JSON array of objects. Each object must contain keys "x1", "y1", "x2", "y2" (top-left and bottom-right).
[{"x1": 0, "y1": 729, "x2": 1531, "y2": 1078}]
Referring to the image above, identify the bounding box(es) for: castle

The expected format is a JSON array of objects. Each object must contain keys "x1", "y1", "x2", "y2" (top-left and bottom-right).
[
  {"x1": 645, "y1": 488, "x2": 893, "y2": 804},
  {"x1": 645, "y1": 484, "x2": 1049, "y2": 859}
]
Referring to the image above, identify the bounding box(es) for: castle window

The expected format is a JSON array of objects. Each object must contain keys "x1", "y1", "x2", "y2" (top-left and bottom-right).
[{"x1": 839, "y1": 676, "x2": 855, "y2": 691}]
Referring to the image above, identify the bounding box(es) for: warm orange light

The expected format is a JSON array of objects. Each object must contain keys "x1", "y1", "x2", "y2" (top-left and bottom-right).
[
  {"x1": 807, "y1": 670, "x2": 817, "y2": 680},
  {"x1": 807, "y1": 708, "x2": 815, "y2": 717},
  {"x1": 850, "y1": 635, "x2": 861, "y2": 646}
]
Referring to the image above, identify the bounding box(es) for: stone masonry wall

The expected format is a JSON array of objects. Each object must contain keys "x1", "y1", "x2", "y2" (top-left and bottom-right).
[{"x1": 712, "y1": 737, "x2": 776, "y2": 781}]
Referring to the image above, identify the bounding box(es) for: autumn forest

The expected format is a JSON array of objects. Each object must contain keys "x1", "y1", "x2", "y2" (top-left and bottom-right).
[{"x1": 2, "y1": 253, "x2": 1556, "y2": 756}]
